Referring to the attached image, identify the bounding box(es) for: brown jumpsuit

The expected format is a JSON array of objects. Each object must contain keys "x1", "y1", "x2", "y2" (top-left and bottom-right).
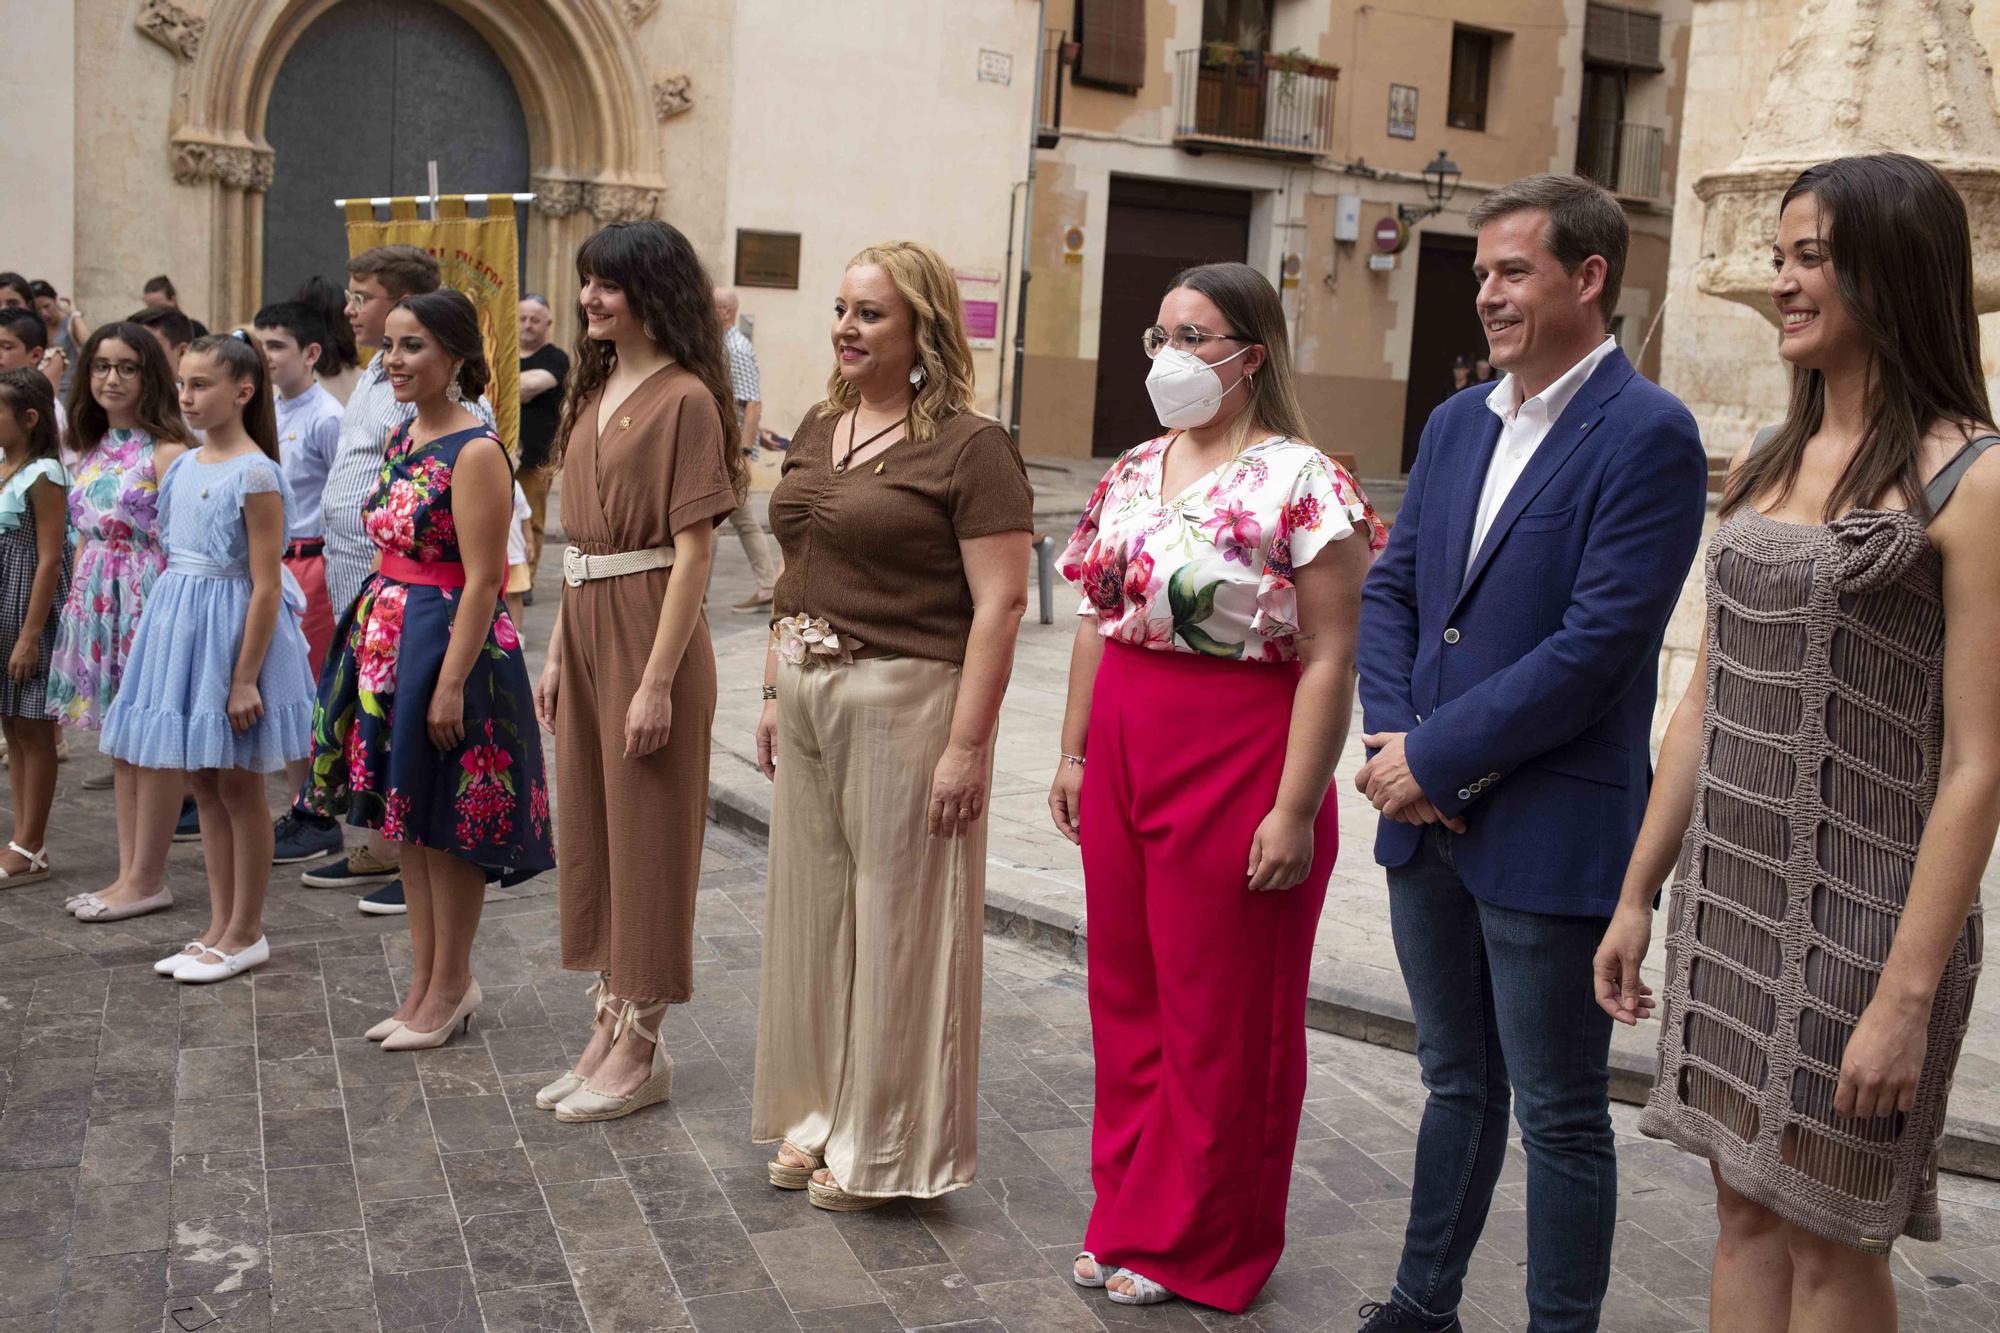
[{"x1": 555, "y1": 366, "x2": 735, "y2": 1003}]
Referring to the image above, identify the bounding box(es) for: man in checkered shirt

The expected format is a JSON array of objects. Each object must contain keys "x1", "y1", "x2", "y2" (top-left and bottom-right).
[
  {"x1": 290, "y1": 245, "x2": 491, "y2": 911},
  {"x1": 714, "y1": 288, "x2": 778, "y2": 611}
]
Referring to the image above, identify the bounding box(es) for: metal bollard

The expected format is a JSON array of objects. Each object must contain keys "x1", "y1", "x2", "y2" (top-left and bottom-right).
[{"x1": 1034, "y1": 534, "x2": 1055, "y2": 625}]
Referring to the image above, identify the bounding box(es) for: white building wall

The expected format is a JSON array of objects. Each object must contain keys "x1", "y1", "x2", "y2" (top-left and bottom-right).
[{"x1": 2, "y1": 0, "x2": 77, "y2": 297}]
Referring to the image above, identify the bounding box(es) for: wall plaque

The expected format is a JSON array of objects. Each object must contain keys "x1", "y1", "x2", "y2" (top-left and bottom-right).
[{"x1": 735, "y1": 230, "x2": 801, "y2": 290}]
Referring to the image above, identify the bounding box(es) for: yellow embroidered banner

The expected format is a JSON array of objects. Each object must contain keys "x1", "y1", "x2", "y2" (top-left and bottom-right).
[{"x1": 344, "y1": 196, "x2": 520, "y2": 458}]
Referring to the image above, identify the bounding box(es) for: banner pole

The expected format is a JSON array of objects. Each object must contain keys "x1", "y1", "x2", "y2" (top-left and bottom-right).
[{"x1": 426, "y1": 161, "x2": 440, "y2": 222}]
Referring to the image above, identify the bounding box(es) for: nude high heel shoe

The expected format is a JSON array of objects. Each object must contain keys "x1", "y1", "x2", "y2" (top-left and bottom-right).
[
  {"x1": 553, "y1": 998, "x2": 672, "y2": 1123},
  {"x1": 536, "y1": 975, "x2": 611, "y2": 1109},
  {"x1": 380, "y1": 979, "x2": 482, "y2": 1051}
]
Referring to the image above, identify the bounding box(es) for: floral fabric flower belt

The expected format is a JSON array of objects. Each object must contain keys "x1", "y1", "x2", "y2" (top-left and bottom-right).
[{"x1": 773, "y1": 614, "x2": 867, "y2": 667}]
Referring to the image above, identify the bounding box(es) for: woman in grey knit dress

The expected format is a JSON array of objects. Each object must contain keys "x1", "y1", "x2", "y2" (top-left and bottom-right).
[{"x1": 1593, "y1": 154, "x2": 2000, "y2": 1333}]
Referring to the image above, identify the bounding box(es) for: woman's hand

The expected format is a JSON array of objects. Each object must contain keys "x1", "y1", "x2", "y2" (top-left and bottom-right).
[
  {"x1": 7, "y1": 638, "x2": 36, "y2": 683},
  {"x1": 534, "y1": 657, "x2": 559, "y2": 733},
  {"x1": 624, "y1": 679, "x2": 673, "y2": 760},
  {"x1": 928, "y1": 741, "x2": 990, "y2": 839},
  {"x1": 428, "y1": 677, "x2": 466, "y2": 749},
  {"x1": 1593, "y1": 904, "x2": 1657, "y2": 1024},
  {"x1": 226, "y1": 681, "x2": 263, "y2": 735},
  {"x1": 755, "y1": 699, "x2": 778, "y2": 780},
  {"x1": 1836, "y1": 992, "x2": 1931, "y2": 1120},
  {"x1": 1048, "y1": 761, "x2": 1083, "y2": 845},
  {"x1": 1247, "y1": 808, "x2": 1313, "y2": 891}
]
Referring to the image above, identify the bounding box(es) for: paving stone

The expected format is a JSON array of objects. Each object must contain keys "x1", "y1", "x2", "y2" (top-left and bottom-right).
[
  {"x1": 542, "y1": 1176, "x2": 651, "y2": 1253},
  {"x1": 427, "y1": 1094, "x2": 521, "y2": 1154},
  {"x1": 169, "y1": 1213, "x2": 270, "y2": 1295},
  {"x1": 750, "y1": 1223, "x2": 878, "y2": 1311},
  {"x1": 647, "y1": 1213, "x2": 773, "y2": 1298},
  {"x1": 681, "y1": 1287, "x2": 800, "y2": 1333},
  {"x1": 372, "y1": 1264, "x2": 481, "y2": 1331},
  {"x1": 257, "y1": 1056, "x2": 344, "y2": 1112},
  {"x1": 0, "y1": 1109, "x2": 86, "y2": 1169},
  {"x1": 270, "y1": 1227, "x2": 374, "y2": 1317},
  {"x1": 266, "y1": 1163, "x2": 364, "y2": 1236},
  {"x1": 72, "y1": 1178, "x2": 169, "y2": 1257},
  {"x1": 0, "y1": 1230, "x2": 67, "y2": 1313},
  {"x1": 440, "y1": 1147, "x2": 544, "y2": 1220},
  {"x1": 462, "y1": 1208, "x2": 569, "y2": 1291},
  {"x1": 0, "y1": 1166, "x2": 76, "y2": 1238},
  {"x1": 262, "y1": 1106, "x2": 353, "y2": 1169},
  {"x1": 78, "y1": 1118, "x2": 172, "y2": 1186},
  {"x1": 477, "y1": 1282, "x2": 590, "y2": 1332},
  {"x1": 566, "y1": 1245, "x2": 691, "y2": 1331},
  {"x1": 363, "y1": 1194, "x2": 466, "y2": 1274},
  {"x1": 169, "y1": 1150, "x2": 265, "y2": 1224}
]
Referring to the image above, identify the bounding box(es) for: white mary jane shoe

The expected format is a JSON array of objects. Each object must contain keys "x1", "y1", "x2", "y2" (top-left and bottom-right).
[
  {"x1": 176, "y1": 936, "x2": 270, "y2": 984},
  {"x1": 154, "y1": 941, "x2": 207, "y2": 977}
]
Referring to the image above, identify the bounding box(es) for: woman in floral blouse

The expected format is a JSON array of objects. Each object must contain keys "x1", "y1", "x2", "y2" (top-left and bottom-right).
[
  {"x1": 1050, "y1": 262, "x2": 1384, "y2": 1313},
  {"x1": 300, "y1": 290, "x2": 553, "y2": 1051}
]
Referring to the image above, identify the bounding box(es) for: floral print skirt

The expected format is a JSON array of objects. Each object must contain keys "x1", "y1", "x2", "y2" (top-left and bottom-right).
[{"x1": 299, "y1": 572, "x2": 554, "y2": 879}]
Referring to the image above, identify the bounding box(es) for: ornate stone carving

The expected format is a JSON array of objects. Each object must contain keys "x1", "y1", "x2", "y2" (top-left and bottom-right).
[
  {"x1": 1693, "y1": 0, "x2": 2000, "y2": 322},
  {"x1": 136, "y1": 0, "x2": 205, "y2": 59},
  {"x1": 586, "y1": 182, "x2": 665, "y2": 223},
  {"x1": 622, "y1": 0, "x2": 659, "y2": 25},
  {"x1": 171, "y1": 135, "x2": 275, "y2": 190},
  {"x1": 653, "y1": 74, "x2": 693, "y2": 121},
  {"x1": 532, "y1": 174, "x2": 588, "y2": 217}
]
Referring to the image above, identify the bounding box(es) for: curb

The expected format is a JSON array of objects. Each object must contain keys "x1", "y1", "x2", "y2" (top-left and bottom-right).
[{"x1": 707, "y1": 773, "x2": 2000, "y2": 1184}]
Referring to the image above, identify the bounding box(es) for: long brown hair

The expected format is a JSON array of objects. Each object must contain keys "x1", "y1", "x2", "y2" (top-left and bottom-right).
[
  {"x1": 0, "y1": 368, "x2": 62, "y2": 464},
  {"x1": 1171, "y1": 261, "x2": 1314, "y2": 447},
  {"x1": 187, "y1": 333, "x2": 280, "y2": 462},
  {"x1": 1722, "y1": 154, "x2": 1991, "y2": 521},
  {"x1": 64, "y1": 322, "x2": 191, "y2": 458},
  {"x1": 554, "y1": 222, "x2": 742, "y2": 492},
  {"x1": 815, "y1": 241, "x2": 979, "y2": 444}
]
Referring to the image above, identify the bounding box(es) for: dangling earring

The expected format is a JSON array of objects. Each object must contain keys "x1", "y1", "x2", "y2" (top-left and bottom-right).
[
  {"x1": 909, "y1": 363, "x2": 926, "y2": 388},
  {"x1": 645, "y1": 322, "x2": 662, "y2": 343},
  {"x1": 446, "y1": 363, "x2": 464, "y2": 404}
]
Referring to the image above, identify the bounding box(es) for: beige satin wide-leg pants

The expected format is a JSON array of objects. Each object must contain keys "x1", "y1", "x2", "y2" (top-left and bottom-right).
[{"x1": 751, "y1": 654, "x2": 986, "y2": 1198}]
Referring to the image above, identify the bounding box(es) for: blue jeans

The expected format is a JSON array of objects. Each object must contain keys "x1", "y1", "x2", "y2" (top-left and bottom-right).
[{"x1": 1386, "y1": 827, "x2": 1616, "y2": 1332}]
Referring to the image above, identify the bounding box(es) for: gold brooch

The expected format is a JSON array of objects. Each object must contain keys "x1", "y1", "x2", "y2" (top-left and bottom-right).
[{"x1": 619, "y1": 416, "x2": 632, "y2": 430}]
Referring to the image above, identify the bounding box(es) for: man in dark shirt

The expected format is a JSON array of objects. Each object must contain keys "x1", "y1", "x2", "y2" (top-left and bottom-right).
[{"x1": 517, "y1": 294, "x2": 570, "y2": 601}]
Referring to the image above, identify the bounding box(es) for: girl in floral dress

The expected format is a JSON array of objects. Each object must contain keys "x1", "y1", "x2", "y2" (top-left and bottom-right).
[
  {"x1": 1049, "y1": 264, "x2": 1384, "y2": 1313},
  {"x1": 300, "y1": 290, "x2": 553, "y2": 1050},
  {"x1": 49, "y1": 323, "x2": 189, "y2": 917}
]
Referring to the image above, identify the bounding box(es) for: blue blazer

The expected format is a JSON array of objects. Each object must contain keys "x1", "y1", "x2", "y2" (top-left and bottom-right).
[{"x1": 1356, "y1": 348, "x2": 1708, "y2": 917}]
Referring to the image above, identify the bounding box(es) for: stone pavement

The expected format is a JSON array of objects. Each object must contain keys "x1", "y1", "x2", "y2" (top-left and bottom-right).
[{"x1": 699, "y1": 462, "x2": 2000, "y2": 1175}]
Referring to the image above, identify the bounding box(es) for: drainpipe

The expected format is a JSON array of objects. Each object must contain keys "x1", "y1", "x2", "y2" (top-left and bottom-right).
[{"x1": 1008, "y1": 0, "x2": 1047, "y2": 442}]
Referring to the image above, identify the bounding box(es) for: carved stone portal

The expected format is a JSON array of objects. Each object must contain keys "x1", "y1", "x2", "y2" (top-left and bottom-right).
[
  {"x1": 622, "y1": 0, "x2": 659, "y2": 26},
  {"x1": 1694, "y1": 0, "x2": 2000, "y2": 322},
  {"x1": 586, "y1": 182, "x2": 664, "y2": 223},
  {"x1": 532, "y1": 174, "x2": 588, "y2": 217},
  {"x1": 137, "y1": 0, "x2": 205, "y2": 60},
  {"x1": 653, "y1": 74, "x2": 693, "y2": 121},
  {"x1": 171, "y1": 135, "x2": 275, "y2": 190}
]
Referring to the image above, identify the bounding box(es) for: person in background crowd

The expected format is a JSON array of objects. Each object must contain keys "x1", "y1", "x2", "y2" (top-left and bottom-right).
[
  {"x1": 108, "y1": 333, "x2": 316, "y2": 983},
  {"x1": 1350, "y1": 175, "x2": 1708, "y2": 1333},
  {"x1": 29, "y1": 281, "x2": 85, "y2": 399},
  {"x1": 516, "y1": 293, "x2": 568, "y2": 599},
  {"x1": 0, "y1": 273, "x2": 32, "y2": 311},
  {"x1": 51, "y1": 322, "x2": 191, "y2": 920},
  {"x1": 752, "y1": 241, "x2": 1033, "y2": 1210},
  {"x1": 141, "y1": 274, "x2": 209, "y2": 339},
  {"x1": 715, "y1": 287, "x2": 778, "y2": 612},
  {"x1": 1449, "y1": 354, "x2": 1472, "y2": 395},
  {"x1": 1472, "y1": 356, "x2": 1496, "y2": 384},
  {"x1": 1597, "y1": 152, "x2": 2000, "y2": 1333},
  {"x1": 303, "y1": 244, "x2": 492, "y2": 914},
  {"x1": 532, "y1": 220, "x2": 736, "y2": 1123},
  {"x1": 1051, "y1": 262, "x2": 1382, "y2": 1312},
  {"x1": 0, "y1": 370, "x2": 72, "y2": 886},
  {"x1": 253, "y1": 301, "x2": 345, "y2": 867},
  {"x1": 295, "y1": 276, "x2": 364, "y2": 404},
  {"x1": 0, "y1": 310, "x2": 70, "y2": 454},
  {"x1": 128, "y1": 304, "x2": 195, "y2": 377},
  {"x1": 298, "y1": 289, "x2": 553, "y2": 1046}
]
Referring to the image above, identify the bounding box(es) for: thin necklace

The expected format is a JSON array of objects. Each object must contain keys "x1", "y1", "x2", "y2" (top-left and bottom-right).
[{"x1": 836, "y1": 408, "x2": 907, "y2": 475}]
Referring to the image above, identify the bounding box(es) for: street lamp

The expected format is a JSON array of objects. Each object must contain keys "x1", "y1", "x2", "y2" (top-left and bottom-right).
[{"x1": 1397, "y1": 151, "x2": 1463, "y2": 226}]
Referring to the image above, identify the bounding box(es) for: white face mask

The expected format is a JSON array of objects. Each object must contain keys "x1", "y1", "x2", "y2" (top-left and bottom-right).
[{"x1": 1144, "y1": 344, "x2": 1251, "y2": 430}]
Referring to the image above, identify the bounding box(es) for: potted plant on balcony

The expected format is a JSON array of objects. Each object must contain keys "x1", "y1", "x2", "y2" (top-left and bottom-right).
[{"x1": 1263, "y1": 48, "x2": 1336, "y2": 147}]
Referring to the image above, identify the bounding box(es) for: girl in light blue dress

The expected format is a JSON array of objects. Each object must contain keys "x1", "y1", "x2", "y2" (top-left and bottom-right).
[{"x1": 98, "y1": 334, "x2": 317, "y2": 982}]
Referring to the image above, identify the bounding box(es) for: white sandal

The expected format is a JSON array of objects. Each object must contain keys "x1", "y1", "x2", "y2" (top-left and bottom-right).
[
  {"x1": 1072, "y1": 1251, "x2": 1107, "y2": 1288},
  {"x1": 0, "y1": 841, "x2": 48, "y2": 886},
  {"x1": 1107, "y1": 1268, "x2": 1175, "y2": 1306}
]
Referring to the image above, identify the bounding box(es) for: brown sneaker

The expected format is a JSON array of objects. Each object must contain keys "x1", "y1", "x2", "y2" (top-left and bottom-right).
[
  {"x1": 731, "y1": 591, "x2": 774, "y2": 613},
  {"x1": 300, "y1": 843, "x2": 399, "y2": 888}
]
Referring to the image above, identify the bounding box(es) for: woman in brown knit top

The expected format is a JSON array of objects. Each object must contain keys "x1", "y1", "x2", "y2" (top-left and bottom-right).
[
  {"x1": 750, "y1": 241, "x2": 1033, "y2": 1210},
  {"x1": 1594, "y1": 154, "x2": 2000, "y2": 1332}
]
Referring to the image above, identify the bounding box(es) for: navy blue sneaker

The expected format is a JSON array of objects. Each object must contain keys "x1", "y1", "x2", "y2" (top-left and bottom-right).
[
  {"x1": 301, "y1": 846, "x2": 399, "y2": 889},
  {"x1": 358, "y1": 880, "x2": 406, "y2": 915},
  {"x1": 172, "y1": 797, "x2": 200, "y2": 843},
  {"x1": 272, "y1": 811, "x2": 344, "y2": 865},
  {"x1": 1357, "y1": 1301, "x2": 1460, "y2": 1332}
]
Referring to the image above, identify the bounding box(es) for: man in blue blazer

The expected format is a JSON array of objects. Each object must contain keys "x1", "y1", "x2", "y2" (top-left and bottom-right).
[{"x1": 1351, "y1": 176, "x2": 1707, "y2": 1333}]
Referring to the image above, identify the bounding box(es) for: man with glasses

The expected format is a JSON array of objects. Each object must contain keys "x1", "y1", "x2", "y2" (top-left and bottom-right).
[{"x1": 297, "y1": 244, "x2": 492, "y2": 915}]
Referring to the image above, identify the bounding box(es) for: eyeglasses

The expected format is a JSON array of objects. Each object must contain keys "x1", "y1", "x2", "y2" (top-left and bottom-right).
[
  {"x1": 1141, "y1": 324, "x2": 1247, "y2": 358},
  {"x1": 344, "y1": 289, "x2": 377, "y2": 307},
  {"x1": 89, "y1": 359, "x2": 143, "y2": 381}
]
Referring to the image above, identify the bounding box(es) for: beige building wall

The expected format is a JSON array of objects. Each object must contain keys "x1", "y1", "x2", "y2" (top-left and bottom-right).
[
  {"x1": 1022, "y1": 0, "x2": 1688, "y2": 473},
  {"x1": 2, "y1": 1, "x2": 77, "y2": 298}
]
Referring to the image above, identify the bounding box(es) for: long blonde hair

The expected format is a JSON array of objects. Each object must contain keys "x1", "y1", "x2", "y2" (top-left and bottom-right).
[{"x1": 817, "y1": 241, "x2": 977, "y2": 443}]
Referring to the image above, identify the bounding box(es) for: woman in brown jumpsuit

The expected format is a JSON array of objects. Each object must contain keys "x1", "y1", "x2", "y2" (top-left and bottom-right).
[{"x1": 532, "y1": 222, "x2": 740, "y2": 1123}]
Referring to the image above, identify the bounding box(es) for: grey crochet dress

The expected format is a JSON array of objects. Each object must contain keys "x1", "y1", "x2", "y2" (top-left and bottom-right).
[{"x1": 1639, "y1": 439, "x2": 1993, "y2": 1252}]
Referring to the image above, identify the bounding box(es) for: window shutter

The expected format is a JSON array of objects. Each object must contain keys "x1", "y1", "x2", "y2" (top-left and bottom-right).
[
  {"x1": 1584, "y1": 3, "x2": 1663, "y2": 72},
  {"x1": 1077, "y1": 0, "x2": 1146, "y2": 92}
]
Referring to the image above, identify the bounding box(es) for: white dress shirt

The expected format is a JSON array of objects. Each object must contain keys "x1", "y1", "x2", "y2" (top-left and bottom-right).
[{"x1": 1466, "y1": 336, "x2": 1618, "y2": 575}]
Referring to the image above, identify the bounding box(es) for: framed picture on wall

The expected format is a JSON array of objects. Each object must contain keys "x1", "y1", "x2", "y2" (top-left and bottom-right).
[{"x1": 1388, "y1": 84, "x2": 1418, "y2": 139}]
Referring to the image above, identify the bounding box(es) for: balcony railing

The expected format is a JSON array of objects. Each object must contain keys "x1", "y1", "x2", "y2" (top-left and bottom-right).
[
  {"x1": 1173, "y1": 48, "x2": 1336, "y2": 159},
  {"x1": 1578, "y1": 119, "x2": 1666, "y2": 201},
  {"x1": 1038, "y1": 28, "x2": 1068, "y2": 148}
]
